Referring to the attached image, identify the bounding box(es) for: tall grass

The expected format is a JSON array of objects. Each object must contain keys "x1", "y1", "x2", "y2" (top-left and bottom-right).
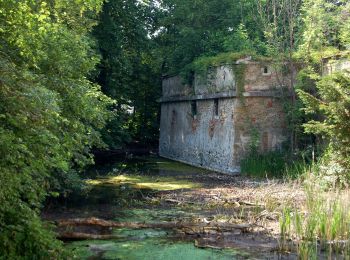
[
  {"x1": 279, "y1": 175, "x2": 350, "y2": 259},
  {"x1": 240, "y1": 151, "x2": 309, "y2": 179}
]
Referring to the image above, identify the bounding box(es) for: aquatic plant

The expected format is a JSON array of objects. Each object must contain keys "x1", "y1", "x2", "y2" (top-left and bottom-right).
[{"x1": 279, "y1": 176, "x2": 350, "y2": 258}]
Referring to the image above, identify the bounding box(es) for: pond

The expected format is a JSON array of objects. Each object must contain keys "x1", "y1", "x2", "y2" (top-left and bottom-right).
[{"x1": 43, "y1": 156, "x2": 283, "y2": 259}]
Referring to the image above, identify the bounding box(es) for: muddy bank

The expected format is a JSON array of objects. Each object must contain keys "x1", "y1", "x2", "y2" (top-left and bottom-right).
[{"x1": 43, "y1": 156, "x2": 303, "y2": 259}]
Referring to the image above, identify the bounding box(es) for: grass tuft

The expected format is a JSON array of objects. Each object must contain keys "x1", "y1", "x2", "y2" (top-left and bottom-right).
[
  {"x1": 279, "y1": 173, "x2": 350, "y2": 258},
  {"x1": 240, "y1": 151, "x2": 310, "y2": 179}
]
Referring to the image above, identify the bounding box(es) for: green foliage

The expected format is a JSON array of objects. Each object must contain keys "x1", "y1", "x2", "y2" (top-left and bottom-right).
[
  {"x1": 241, "y1": 152, "x2": 307, "y2": 179},
  {"x1": 224, "y1": 23, "x2": 267, "y2": 54},
  {"x1": 182, "y1": 51, "x2": 268, "y2": 87},
  {"x1": 298, "y1": 72, "x2": 350, "y2": 179},
  {"x1": 93, "y1": 0, "x2": 161, "y2": 147},
  {"x1": 251, "y1": 0, "x2": 303, "y2": 59},
  {"x1": 241, "y1": 149, "x2": 311, "y2": 179},
  {"x1": 224, "y1": 24, "x2": 254, "y2": 52},
  {"x1": 0, "y1": 0, "x2": 111, "y2": 257},
  {"x1": 0, "y1": 208, "x2": 66, "y2": 259},
  {"x1": 157, "y1": 0, "x2": 264, "y2": 75},
  {"x1": 248, "y1": 127, "x2": 261, "y2": 154},
  {"x1": 294, "y1": 0, "x2": 350, "y2": 183},
  {"x1": 297, "y1": 0, "x2": 350, "y2": 61},
  {"x1": 339, "y1": 2, "x2": 350, "y2": 50},
  {"x1": 190, "y1": 52, "x2": 262, "y2": 74},
  {"x1": 278, "y1": 66, "x2": 319, "y2": 154},
  {"x1": 280, "y1": 180, "x2": 350, "y2": 258},
  {"x1": 241, "y1": 152, "x2": 286, "y2": 178}
]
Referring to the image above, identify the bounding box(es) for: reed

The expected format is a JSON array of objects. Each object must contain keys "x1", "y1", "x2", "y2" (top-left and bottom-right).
[{"x1": 279, "y1": 177, "x2": 350, "y2": 258}]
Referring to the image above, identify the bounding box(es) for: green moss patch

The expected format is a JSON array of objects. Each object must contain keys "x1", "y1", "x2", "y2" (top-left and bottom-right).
[{"x1": 191, "y1": 51, "x2": 270, "y2": 73}]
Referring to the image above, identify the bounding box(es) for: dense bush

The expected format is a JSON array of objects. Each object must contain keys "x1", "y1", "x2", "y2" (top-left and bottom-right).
[
  {"x1": 0, "y1": 0, "x2": 111, "y2": 258},
  {"x1": 295, "y1": 0, "x2": 350, "y2": 185},
  {"x1": 93, "y1": 0, "x2": 162, "y2": 148},
  {"x1": 298, "y1": 72, "x2": 350, "y2": 185}
]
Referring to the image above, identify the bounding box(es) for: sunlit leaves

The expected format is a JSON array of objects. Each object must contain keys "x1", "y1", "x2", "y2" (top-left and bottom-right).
[
  {"x1": 0, "y1": 0, "x2": 111, "y2": 257},
  {"x1": 298, "y1": 72, "x2": 350, "y2": 170}
]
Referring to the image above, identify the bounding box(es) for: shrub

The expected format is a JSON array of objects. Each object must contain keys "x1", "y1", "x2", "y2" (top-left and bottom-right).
[
  {"x1": 297, "y1": 72, "x2": 350, "y2": 182},
  {"x1": 0, "y1": 0, "x2": 110, "y2": 258}
]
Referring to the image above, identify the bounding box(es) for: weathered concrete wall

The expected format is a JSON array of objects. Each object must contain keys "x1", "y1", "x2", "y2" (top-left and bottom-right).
[
  {"x1": 159, "y1": 99, "x2": 286, "y2": 173},
  {"x1": 159, "y1": 99, "x2": 238, "y2": 173},
  {"x1": 194, "y1": 66, "x2": 236, "y2": 95},
  {"x1": 159, "y1": 60, "x2": 289, "y2": 174},
  {"x1": 193, "y1": 63, "x2": 291, "y2": 94},
  {"x1": 162, "y1": 75, "x2": 192, "y2": 97},
  {"x1": 324, "y1": 57, "x2": 350, "y2": 75}
]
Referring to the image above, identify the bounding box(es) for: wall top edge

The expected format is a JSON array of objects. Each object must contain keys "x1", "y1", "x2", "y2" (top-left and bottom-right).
[{"x1": 158, "y1": 90, "x2": 289, "y2": 103}]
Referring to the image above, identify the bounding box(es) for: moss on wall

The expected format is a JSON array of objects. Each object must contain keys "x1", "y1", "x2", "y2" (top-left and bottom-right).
[
  {"x1": 180, "y1": 51, "x2": 270, "y2": 85},
  {"x1": 191, "y1": 51, "x2": 269, "y2": 73},
  {"x1": 232, "y1": 64, "x2": 246, "y2": 98}
]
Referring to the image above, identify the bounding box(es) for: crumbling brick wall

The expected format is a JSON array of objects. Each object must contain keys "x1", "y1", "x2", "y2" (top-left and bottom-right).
[{"x1": 159, "y1": 60, "x2": 290, "y2": 174}]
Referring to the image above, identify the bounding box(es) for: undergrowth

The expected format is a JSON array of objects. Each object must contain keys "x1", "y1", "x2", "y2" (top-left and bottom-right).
[
  {"x1": 279, "y1": 170, "x2": 350, "y2": 259},
  {"x1": 240, "y1": 151, "x2": 309, "y2": 179}
]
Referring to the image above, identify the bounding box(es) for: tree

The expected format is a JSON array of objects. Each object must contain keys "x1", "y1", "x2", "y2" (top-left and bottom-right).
[
  {"x1": 296, "y1": 0, "x2": 350, "y2": 182},
  {"x1": 298, "y1": 0, "x2": 349, "y2": 60},
  {"x1": 298, "y1": 72, "x2": 350, "y2": 181},
  {"x1": 0, "y1": 0, "x2": 111, "y2": 257},
  {"x1": 156, "y1": 0, "x2": 261, "y2": 74},
  {"x1": 94, "y1": 0, "x2": 162, "y2": 148},
  {"x1": 254, "y1": 0, "x2": 304, "y2": 154}
]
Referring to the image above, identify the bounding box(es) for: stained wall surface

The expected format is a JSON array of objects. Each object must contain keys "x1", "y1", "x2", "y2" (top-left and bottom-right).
[
  {"x1": 162, "y1": 75, "x2": 192, "y2": 97},
  {"x1": 159, "y1": 61, "x2": 289, "y2": 174},
  {"x1": 159, "y1": 99, "x2": 238, "y2": 173}
]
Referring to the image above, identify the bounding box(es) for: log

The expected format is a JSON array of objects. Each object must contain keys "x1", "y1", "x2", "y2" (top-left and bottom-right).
[
  {"x1": 164, "y1": 198, "x2": 195, "y2": 205},
  {"x1": 57, "y1": 218, "x2": 253, "y2": 241},
  {"x1": 194, "y1": 239, "x2": 223, "y2": 249},
  {"x1": 57, "y1": 217, "x2": 251, "y2": 231},
  {"x1": 58, "y1": 232, "x2": 122, "y2": 240}
]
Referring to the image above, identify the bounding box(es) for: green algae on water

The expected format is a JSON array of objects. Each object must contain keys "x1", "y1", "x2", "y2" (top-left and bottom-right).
[{"x1": 68, "y1": 238, "x2": 247, "y2": 260}]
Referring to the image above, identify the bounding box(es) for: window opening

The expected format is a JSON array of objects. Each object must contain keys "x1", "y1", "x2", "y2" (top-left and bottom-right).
[
  {"x1": 189, "y1": 70, "x2": 195, "y2": 86},
  {"x1": 214, "y1": 99, "x2": 219, "y2": 117},
  {"x1": 263, "y1": 66, "x2": 269, "y2": 74},
  {"x1": 191, "y1": 100, "x2": 197, "y2": 117}
]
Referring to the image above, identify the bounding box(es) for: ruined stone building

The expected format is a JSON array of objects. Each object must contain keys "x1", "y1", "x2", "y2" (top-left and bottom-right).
[
  {"x1": 159, "y1": 56, "x2": 294, "y2": 174},
  {"x1": 323, "y1": 52, "x2": 350, "y2": 75}
]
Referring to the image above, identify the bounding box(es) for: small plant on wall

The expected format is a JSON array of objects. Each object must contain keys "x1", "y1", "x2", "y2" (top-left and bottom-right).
[{"x1": 248, "y1": 127, "x2": 261, "y2": 153}]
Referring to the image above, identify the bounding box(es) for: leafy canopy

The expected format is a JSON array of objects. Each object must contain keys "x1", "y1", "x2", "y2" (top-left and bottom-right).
[{"x1": 0, "y1": 0, "x2": 111, "y2": 258}]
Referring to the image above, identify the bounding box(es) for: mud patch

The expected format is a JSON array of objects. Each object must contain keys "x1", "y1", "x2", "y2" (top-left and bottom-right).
[{"x1": 43, "y1": 156, "x2": 304, "y2": 259}]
